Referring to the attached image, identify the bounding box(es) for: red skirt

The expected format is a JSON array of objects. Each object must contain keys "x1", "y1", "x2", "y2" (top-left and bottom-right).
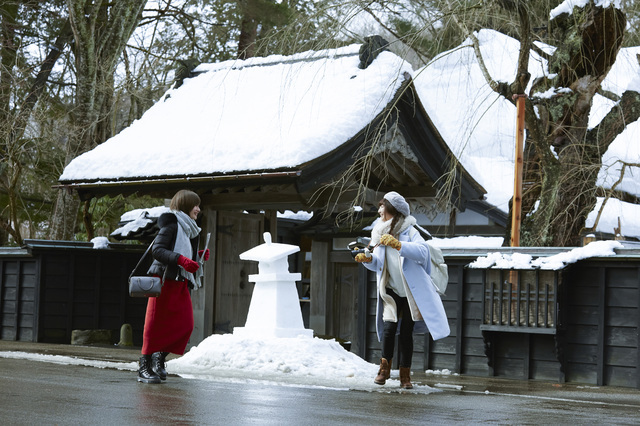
[{"x1": 141, "y1": 278, "x2": 194, "y2": 355}]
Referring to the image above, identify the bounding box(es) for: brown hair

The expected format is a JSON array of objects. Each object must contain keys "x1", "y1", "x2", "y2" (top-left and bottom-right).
[
  {"x1": 379, "y1": 198, "x2": 402, "y2": 236},
  {"x1": 170, "y1": 190, "x2": 201, "y2": 215}
]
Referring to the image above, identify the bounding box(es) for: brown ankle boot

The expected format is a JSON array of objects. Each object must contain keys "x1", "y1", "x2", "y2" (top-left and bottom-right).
[
  {"x1": 374, "y1": 358, "x2": 391, "y2": 385},
  {"x1": 399, "y1": 367, "x2": 413, "y2": 389}
]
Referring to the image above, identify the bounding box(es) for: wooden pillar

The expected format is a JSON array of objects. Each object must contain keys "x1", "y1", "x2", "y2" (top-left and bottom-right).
[
  {"x1": 355, "y1": 264, "x2": 368, "y2": 358},
  {"x1": 509, "y1": 94, "x2": 526, "y2": 292},
  {"x1": 264, "y1": 210, "x2": 277, "y2": 240},
  {"x1": 190, "y1": 208, "x2": 217, "y2": 345},
  {"x1": 454, "y1": 262, "x2": 464, "y2": 373},
  {"x1": 310, "y1": 240, "x2": 330, "y2": 335},
  {"x1": 636, "y1": 266, "x2": 640, "y2": 389},
  {"x1": 511, "y1": 94, "x2": 526, "y2": 247},
  {"x1": 596, "y1": 267, "x2": 606, "y2": 386}
]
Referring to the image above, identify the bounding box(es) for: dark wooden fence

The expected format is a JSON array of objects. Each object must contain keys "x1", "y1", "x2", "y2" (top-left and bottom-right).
[
  {"x1": 0, "y1": 248, "x2": 38, "y2": 341},
  {"x1": 0, "y1": 240, "x2": 148, "y2": 345}
]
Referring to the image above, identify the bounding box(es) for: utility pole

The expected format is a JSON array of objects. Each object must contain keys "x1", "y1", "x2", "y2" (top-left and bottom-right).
[{"x1": 511, "y1": 94, "x2": 526, "y2": 247}]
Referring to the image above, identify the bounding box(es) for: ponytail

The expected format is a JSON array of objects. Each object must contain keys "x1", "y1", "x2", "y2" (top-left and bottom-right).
[{"x1": 379, "y1": 198, "x2": 405, "y2": 236}]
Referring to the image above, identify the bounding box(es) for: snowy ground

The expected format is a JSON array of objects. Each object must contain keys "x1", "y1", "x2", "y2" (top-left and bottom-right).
[{"x1": 0, "y1": 334, "x2": 451, "y2": 394}]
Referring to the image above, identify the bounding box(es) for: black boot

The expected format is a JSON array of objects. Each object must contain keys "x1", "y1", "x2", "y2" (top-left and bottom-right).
[
  {"x1": 151, "y1": 352, "x2": 169, "y2": 381},
  {"x1": 138, "y1": 355, "x2": 161, "y2": 384}
]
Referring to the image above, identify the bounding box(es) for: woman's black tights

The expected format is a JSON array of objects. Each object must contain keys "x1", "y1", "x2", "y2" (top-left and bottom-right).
[{"x1": 381, "y1": 289, "x2": 415, "y2": 368}]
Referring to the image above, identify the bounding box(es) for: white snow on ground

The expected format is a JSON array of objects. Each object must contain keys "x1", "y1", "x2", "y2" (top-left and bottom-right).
[
  {"x1": 0, "y1": 350, "x2": 137, "y2": 371},
  {"x1": 0, "y1": 335, "x2": 443, "y2": 393}
]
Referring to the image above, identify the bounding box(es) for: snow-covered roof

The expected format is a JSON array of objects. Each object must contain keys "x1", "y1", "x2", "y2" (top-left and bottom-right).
[
  {"x1": 414, "y1": 29, "x2": 640, "y2": 239},
  {"x1": 59, "y1": 44, "x2": 412, "y2": 183},
  {"x1": 109, "y1": 206, "x2": 170, "y2": 240}
]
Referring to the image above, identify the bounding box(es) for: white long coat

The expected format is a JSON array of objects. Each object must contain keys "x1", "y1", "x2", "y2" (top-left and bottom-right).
[{"x1": 361, "y1": 225, "x2": 450, "y2": 341}]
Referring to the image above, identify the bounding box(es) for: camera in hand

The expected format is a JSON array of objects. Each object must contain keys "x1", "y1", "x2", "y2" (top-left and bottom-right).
[{"x1": 348, "y1": 236, "x2": 373, "y2": 258}]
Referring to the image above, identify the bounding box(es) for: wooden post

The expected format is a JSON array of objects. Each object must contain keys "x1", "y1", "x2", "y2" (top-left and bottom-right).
[
  {"x1": 509, "y1": 94, "x2": 526, "y2": 312},
  {"x1": 310, "y1": 240, "x2": 330, "y2": 335},
  {"x1": 190, "y1": 208, "x2": 217, "y2": 345},
  {"x1": 511, "y1": 94, "x2": 526, "y2": 247}
]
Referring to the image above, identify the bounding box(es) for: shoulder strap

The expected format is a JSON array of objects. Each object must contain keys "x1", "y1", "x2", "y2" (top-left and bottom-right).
[
  {"x1": 129, "y1": 236, "x2": 158, "y2": 280},
  {"x1": 412, "y1": 224, "x2": 432, "y2": 240}
]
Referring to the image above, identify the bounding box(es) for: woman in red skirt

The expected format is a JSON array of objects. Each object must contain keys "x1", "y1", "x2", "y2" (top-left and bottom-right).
[{"x1": 138, "y1": 189, "x2": 208, "y2": 384}]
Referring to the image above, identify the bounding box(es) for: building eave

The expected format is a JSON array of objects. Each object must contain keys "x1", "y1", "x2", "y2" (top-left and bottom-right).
[{"x1": 55, "y1": 170, "x2": 302, "y2": 201}]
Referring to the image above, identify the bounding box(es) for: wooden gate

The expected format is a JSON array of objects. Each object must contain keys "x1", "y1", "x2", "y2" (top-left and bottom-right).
[{"x1": 213, "y1": 211, "x2": 263, "y2": 334}]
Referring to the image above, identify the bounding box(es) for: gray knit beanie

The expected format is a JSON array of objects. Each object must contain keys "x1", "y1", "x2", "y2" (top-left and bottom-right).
[{"x1": 384, "y1": 191, "x2": 410, "y2": 217}]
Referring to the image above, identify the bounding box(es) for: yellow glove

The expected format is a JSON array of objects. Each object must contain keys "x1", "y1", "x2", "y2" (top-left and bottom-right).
[
  {"x1": 380, "y1": 234, "x2": 401, "y2": 251},
  {"x1": 355, "y1": 252, "x2": 372, "y2": 263}
]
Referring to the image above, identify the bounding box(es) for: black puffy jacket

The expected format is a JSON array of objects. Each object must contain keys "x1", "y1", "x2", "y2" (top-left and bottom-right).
[{"x1": 147, "y1": 212, "x2": 199, "y2": 284}]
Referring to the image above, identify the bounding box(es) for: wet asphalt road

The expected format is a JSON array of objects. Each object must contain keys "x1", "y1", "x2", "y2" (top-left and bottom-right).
[{"x1": 1, "y1": 354, "x2": 640, "y2": 425}]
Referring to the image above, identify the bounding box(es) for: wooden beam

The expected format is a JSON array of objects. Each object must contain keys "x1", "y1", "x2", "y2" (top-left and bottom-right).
[
  {"x1": 203, "y1": 191, "x2": 306, "y2": 210},
  {"x1": 372, "y1": 152, "x2": 405, "y2": 184},
  {"x1": 387, "y1": 153, "x2": 422, "y2": 185}
]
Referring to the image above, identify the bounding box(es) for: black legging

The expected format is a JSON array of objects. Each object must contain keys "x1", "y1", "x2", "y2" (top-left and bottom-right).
[{"x1": 381, "y1": 288, "x2": 415, "y2": 368}]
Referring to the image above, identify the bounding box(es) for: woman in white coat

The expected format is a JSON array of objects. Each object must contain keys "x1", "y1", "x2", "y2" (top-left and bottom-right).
[{"x1": 355, "y1": 191, "x2": 450, "y2": 389}]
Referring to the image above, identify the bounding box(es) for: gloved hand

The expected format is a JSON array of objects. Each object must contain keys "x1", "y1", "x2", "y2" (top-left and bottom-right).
[
  {"x1": 355, "y1": 252, "x2": 372, "y2": 263},
  {"x1": 178, "y1": 255, "x2": 200, "y2": 273},
  {"x1": 198, "y1": 249, "x2": 210, "y2": 261},
  {"x1": 380, "y1": 234, "x2": 401, "y2": 251}
]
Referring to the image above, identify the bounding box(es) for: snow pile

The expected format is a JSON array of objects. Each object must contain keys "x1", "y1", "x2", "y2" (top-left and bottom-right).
[
  {"x1": 91, "y1": 237, "x2": 110, "y2": 249},
  {"x1": 468, "y1": 240, "x2": 623, "y2": 270},
  {"x1": 170, "y1": 335, "x2": 369, "y2": 377},
  {"x1": 167, "y1": 334, "x2": 436, "y2": 392}
]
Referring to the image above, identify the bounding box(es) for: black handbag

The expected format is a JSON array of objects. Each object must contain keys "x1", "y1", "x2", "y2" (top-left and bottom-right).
[
  {"x1": 129, "y1": 275, "x2": 162, "y2": 297},
  {"x1": 129, "y1": 238, "x2": 163, "y2": 297}
]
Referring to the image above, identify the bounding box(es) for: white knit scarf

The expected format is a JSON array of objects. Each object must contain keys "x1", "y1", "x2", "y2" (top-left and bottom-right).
[{"x1": 370, "y1": 215, "x2": 417, "y2": 246}]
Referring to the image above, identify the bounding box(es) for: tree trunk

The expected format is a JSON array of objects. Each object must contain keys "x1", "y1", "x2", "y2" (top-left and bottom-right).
[
  {"x1": 50, "y1": 189, "x2": 81, "y2": 241},
  {"x1": 516, "y1": 3, "x2": 628, "y2": 246},
  {"x1": 236, "y1": 0, "x2": 290, "y2": 59},
  {"x1": 49, "y1": 1, "x2": 146, "y2": 240},
  {"x1": 237, "y1": 0, "x2": 258, "y2": 59},
  {"x1": 1, "y1": 11, "x2": 74, "y2": 245},
  {"x1": 0, "y1": 2, "x2": 19, "y2": 244}
]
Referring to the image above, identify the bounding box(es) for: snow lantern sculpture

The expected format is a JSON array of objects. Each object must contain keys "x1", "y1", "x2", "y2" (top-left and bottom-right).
[{"x1": 233, "y1": 232, "x2": 313, "y2": 339}]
